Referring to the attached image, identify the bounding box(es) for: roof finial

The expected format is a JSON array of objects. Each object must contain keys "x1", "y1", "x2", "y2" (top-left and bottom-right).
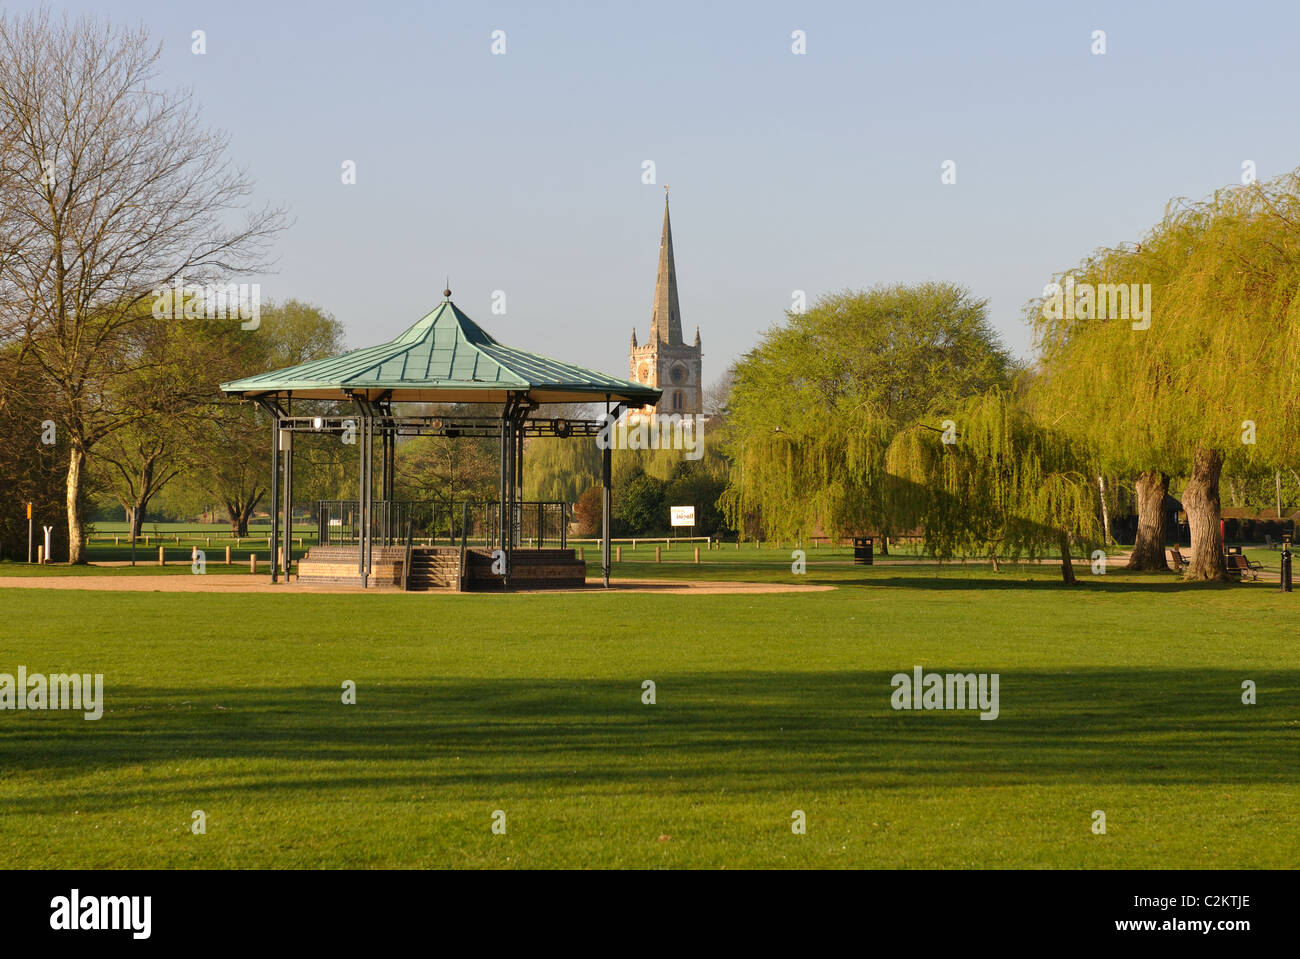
[{"x1": 443, "y1": 277, "x2": 451, "y2": 299}]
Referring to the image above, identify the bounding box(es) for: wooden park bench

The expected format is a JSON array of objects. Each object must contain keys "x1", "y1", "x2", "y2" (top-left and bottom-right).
[
  {"x1": 1168, "y1": 547, "x2": 1190, "y2": 571},
  {"x1": 1227, "y1": 553, "x2": 1262, "y2": 581}
]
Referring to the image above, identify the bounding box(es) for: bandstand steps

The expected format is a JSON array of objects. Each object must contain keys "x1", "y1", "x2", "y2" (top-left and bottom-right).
[
  {"x1": 298, "y1": 545, "x2": 586, "y2": 591},
  {"x1": 404, "y1": 549, "x2": 461, "y2": 591}
]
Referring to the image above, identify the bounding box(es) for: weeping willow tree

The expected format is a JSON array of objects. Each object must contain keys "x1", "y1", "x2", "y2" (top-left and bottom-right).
[
  {"x1": 522, "y1": 412, "x2": 728, "y2": 512},
  {"x1": 721, "y1": 397, "x2": 893, "y2": 543},
  {"x1": 1032, "y1": 170, "x2": 1300, "y2": 581},
  {"x1": 522, "y1": 435, "x2": 602, "y2": 502},
  {"x1": 1028, "y1": 224, "x2": 1186, "y2": 570},
  {"x1": 721, "y1": 283, "x2": 1017, "y2": 543},
  {"x1": 885, "y1": 390, "x2": 1102, "y2": 582}
]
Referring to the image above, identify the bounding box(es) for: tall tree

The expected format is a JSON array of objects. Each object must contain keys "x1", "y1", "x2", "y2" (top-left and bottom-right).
[
  {"x1": 1032, "y1": 172, "x2": 1300, "y2": 581},
  {"x1": 721, "y1": 282, "x2": 1017, "y2": 543},
  {"x1": 92, "y1": 305, "x2": 243, "y2": 538},
  {"x1": 0, "y1": 11, "x2": 286, "y2": 561},
  {"x1": 1028, "y1": 227, "x2": 1184, "y2": 571},
  {"x1": 192, "y1": 300, "x2": 346, "y2": 534}
]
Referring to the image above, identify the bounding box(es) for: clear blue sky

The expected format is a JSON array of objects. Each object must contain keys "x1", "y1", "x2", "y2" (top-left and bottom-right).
[{"x1": 23, "y1": 0, "x2": 1300, "y2": 383}]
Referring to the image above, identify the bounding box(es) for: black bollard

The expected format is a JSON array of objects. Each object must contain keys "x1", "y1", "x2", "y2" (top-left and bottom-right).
[{"x1": 1281, "y1": 535, "x2": 1293, "y2": 593}]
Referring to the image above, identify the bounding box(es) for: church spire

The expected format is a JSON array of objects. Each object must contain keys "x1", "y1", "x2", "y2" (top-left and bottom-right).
[{"x1": 649, "y1": 187, "x2": 683, "y2": 346}]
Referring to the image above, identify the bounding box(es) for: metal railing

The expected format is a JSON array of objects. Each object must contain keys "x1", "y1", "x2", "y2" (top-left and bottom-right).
[
  {"x1": 482, "y1": 501, "x2": 570, "y2": 549},
  {"x1": 317, "y1": 500, "x2": 570, "y2": 550}
]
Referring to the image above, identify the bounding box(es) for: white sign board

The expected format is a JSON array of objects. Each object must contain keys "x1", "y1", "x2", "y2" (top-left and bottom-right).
[{"x1": 670, "y1": 506, "x2": 695, "y2": 527}]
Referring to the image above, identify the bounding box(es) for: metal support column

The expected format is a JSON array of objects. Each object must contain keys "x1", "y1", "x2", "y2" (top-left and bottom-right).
[
  {"x1": 380, "y1": 426, "x2": 390, "y2": 545},
  {"x1": 381, "y1": 403, "x2": 397, "y2": 545},
  {"x1": 514, "y1": 415, "x2": 525, "y2": 549},
  {"x1": 498, "y1": 409, "x2": 509, "y2": 558},
  {"x1": 357, "y1": 411, "x2": 367, "y2": 585},
  {"x1": 504, "y1": 415, "x2": 516, "y2": 585},
  {"x1": 282, "y1": 414, "x2": 293, "y2": 582},
  {"x1": 515, "y1": 418, "x2": 525, "y2": 496},
  {"x1": 364, "y1": 414, "x2": 374, "y2": 587},
  {"x1": 270, "y1": 410, "x2": 280, "y2": 584},
  {"x1": 601, "y1": 399, "x2": 612, "y2": 588}
]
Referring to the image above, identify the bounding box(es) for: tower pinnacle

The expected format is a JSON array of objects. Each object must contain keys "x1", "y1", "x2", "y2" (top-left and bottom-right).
[
  {"x1": 629, "y1": 193, "x2": 702, "y2": 418},
  {"x1": 648, "y1": 191, "x2": 683, "y2": 346}
]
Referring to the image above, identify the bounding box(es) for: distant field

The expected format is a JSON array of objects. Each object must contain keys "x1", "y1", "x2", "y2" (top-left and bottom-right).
[
  {"x1": 7, "y1": 541, "x2": 1280, "y2": 579},
  {"x1": 0, "y1": 553, "x2": 1294, "y2": 869}
]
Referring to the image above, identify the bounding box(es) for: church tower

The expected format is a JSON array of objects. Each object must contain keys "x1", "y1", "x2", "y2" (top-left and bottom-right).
[{"x1": 629, "y1": 190, "x2": 703, "y2": 417}]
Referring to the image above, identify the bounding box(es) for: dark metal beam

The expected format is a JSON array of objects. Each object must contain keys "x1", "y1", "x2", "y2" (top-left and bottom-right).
[
  {"x1": 602, "y1": 397, "x2": 612, "y2": 588},
  {"x1": 269, "y1": 408, "x2": 280, "y2": 584},
  {"x1": 364, "y1": 413, "x2": 373, "y2": 585},
  {"x1": 353, "y1": 400, "x2": 367, "y2": 586},
  {"x1": 271, "y1": 413, "x2": 617, "y2": 438},
  {"x1": 282, "y1": 398, "x2": 293, "y2": 582}
]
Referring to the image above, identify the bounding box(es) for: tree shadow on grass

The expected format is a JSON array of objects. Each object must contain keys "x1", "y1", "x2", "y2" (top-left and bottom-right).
[
  {"x1": 0, "y1": 669, "x2": 1295, "y2": 813},
  {"x1": 813, "y1": 575, "x2": 1224, "y2": 593}
]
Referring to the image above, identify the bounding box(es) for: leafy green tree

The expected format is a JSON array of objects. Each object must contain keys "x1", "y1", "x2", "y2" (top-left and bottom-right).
[
  {"x1": 1032, "y1": 171, "x2": 1300, "y2": 580},
  {"x1": 885, "y1": 390, "x2": 1102, "y2": 582},
  {"x1": 189, "y1": 300, "x2": 346, "y2": 534},
  {"x1": 522, "y1": 436, "x2": 601, "y2": 503},
  {"x1": 615, "y1": 471, "x2": 667, "y2": 535},
  {"x1": 721, "y1": 282, "x2": 1017, "y2": 544},
  {"x1": 92, "y1": 306, "x2": 242, "y2": 538}
]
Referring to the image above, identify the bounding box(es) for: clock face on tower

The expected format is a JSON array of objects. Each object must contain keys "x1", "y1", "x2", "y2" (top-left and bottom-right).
[{"x1": 670, "y1": 365, "x2": 685, "y2": 385}]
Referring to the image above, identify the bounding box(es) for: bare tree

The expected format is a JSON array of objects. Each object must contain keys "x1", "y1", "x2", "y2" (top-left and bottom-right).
[
  {"x1": 703, "y1": 365, "x2": 736, "y2": 421},
  {"x1": 0, "y1": 11, "x2": 287, "y2": 561}
]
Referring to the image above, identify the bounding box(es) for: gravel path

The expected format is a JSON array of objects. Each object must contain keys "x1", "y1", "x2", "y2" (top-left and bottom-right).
[{"x1": 0, "y1": 573, "x2": 833, "y2": 595}]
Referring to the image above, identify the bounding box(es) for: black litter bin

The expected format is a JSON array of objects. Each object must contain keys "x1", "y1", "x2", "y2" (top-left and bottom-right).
[{"x1": 853, "y1": 536, "x2": 873, "y2": 565}]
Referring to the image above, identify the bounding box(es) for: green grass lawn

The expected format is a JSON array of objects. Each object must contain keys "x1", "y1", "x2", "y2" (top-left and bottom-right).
[{"x1": 0, "y1": 555, "x2": 1295, "y2": 869}]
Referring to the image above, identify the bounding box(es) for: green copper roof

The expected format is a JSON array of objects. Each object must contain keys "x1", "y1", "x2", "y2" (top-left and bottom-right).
[{"x1": 221, "y1": 299, "x2": 661, "y2": 406}]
